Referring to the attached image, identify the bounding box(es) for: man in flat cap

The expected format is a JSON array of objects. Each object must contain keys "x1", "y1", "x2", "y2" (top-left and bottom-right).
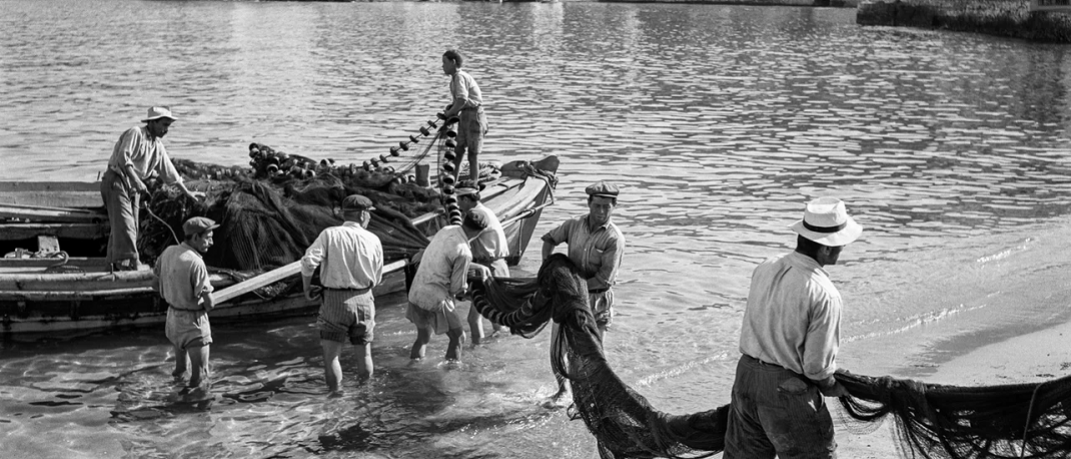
[
  {"x1": 455, "y1": 181, "x2": 510, "y2": 343},
  {"x1": 300, "y1": 194, "x2": 383, "y2": 396},
  {"x1": 540, "y1": 180, "x2": 626, "y2": 407},
  {"x1": 406, "y1": 209, "x2": 492, "y2": 363},
  {"x1": 102, "y1": 106, "x2": 203, "y2": 271},
  {"x1": 723, "y1": 197, "x2": 861, "y2": 459},
  {"x1": 153, "y1": 216, "x2": 218, "y2": 396}
]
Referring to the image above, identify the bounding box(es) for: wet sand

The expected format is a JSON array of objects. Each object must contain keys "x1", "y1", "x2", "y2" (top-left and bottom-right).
[{"x1": 836, "y1": 315, "x2": 1071, "y2": 458}]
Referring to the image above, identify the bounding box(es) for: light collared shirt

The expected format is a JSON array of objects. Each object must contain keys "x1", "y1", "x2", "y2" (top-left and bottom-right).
[
  {"x1": 154, "y1": 242, "x2": 213, "y2": 310},
  {"x1": 408, "y1": 226, "x2": 472, "y2": 311},
  {"x1": 470, "y1": 202, "x2": 509, "y2": 262},
  {"x1": 739, "y1": 251, "x2": 842, "y2": 382},
  {"x1": 300, "y1": 221, "x2": 384, "y2": 290},
  {"x1": 541, "y1": 214, "x2": 625, "y2": 291},
  {"x1": 106, "y1": 125, "x2": 184, "y2": 186},
  {"x1": 450, "y1": 69, "x2": 483, "y2": 110}
]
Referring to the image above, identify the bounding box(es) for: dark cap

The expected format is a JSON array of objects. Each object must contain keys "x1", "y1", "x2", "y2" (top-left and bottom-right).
[
  {"x1": 182, "y1": 216, "x2": 219, "y2": 237},
  {"x1": 342, "y1": 194, "x2": 375, "y2": 211},
  {"x1": 462, "y1": 208, "x2": 489, "y2": 231},
  {"x1": 585, "y1": 181, "x2": 619, "y2": 199}
]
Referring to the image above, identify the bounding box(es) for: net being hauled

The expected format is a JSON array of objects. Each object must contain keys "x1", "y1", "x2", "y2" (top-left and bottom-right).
[{"x1": 470, "y1": 254, "x2": 1071, "y2": 459}]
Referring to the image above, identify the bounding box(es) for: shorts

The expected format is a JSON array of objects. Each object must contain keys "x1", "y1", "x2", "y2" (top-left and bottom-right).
[
  {"x1": 166, "y1": 307, "x2": 212, "y2": 350},
  {"x1": 317, "y1": 289, "x2": 375, "y2": 345},
  {"x1": 454, "y1": 108, "x2": 487, "y2": 153},
  {"x1": 723, "y1": 355, "x2": 836, "y2": 459},
  {"x1": 406, "y1": 300, "x2": 463, "y2": 335},
  {"x1": 590, "y1": 289, "x2": 614, "y2": 328}
]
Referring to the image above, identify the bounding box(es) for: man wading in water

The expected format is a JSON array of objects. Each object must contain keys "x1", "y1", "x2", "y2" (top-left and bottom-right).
[
  {"x1": 101, "y1": 106, "x2": 203, "y2": 271},
  {"x1": 723, "y1": 197, "x2": 860, "y2": 459},
  {"x1": 540, "y1": 181, "x2": 626, "y2": 408}
]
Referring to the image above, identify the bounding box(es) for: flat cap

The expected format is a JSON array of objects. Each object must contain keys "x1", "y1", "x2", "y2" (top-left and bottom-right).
[
  {"x1": 342, "y1": 194, "x2": 375, "y2": 211},
  {"x1": 182, "y1": 216, "x2": 219, "y2": 237},
  {"x1": 585, "y1": 181, "x2": 619, "y2": 199},
  {"x1": 463, "y1": 208, "x2": 490, "y2": 231}
]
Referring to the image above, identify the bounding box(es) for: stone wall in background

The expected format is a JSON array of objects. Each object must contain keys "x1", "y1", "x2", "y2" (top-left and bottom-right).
[{"x1": 857, "y1": 0, "x2": 1071, "y2": 42}]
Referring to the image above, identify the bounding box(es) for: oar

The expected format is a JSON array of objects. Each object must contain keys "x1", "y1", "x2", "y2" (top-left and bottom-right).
[{"x1": 211, "y1": 258, "x2": 408, "y2": 306}]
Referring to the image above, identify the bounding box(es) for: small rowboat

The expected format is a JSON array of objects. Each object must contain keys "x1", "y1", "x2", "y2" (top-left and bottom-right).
[{"x1": 0, "y1": 156, "x2": 558, "y2": 339}]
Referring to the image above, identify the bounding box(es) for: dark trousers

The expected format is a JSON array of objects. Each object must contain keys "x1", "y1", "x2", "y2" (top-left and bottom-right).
[
  {"x1": 723, "y1": 355, "x2": 836, "y2": 459},
  {"x1": 100, "y1": 169, "x2": 140, "y2": 265}
]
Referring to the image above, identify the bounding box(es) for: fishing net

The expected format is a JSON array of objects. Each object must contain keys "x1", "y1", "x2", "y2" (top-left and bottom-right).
[{"x1": 471, "y1": 254, "x2": 1071, "y2": 459}]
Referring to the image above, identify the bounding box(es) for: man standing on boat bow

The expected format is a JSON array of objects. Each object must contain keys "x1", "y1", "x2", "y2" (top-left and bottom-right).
[
  {"x1": 441, "y1": 49, "x2": 487, "y2": 184},
  {"x1": 102, "y1": 106, "x2": 203, "y2": 271},
  {"x1": 300, "y1": 194, "x2": 384, "y2": 395},
  {"x1": 153, "y1": 216, "x2": 218, "y2": 396},
  {"x1": 723, "y1": 197, "x2": 861, "y2": 459}
]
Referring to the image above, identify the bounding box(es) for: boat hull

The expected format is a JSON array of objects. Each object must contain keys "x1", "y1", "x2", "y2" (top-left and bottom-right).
[{"x1": 0, "y1": 157, "x2": 557, "y2": 339}]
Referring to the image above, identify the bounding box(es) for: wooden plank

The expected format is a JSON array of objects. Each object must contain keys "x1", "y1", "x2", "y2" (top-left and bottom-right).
[
  {"x1": 211, "y1": 258, "x2": 407, "y2": 305},
  {"x1": 0, "y1": 182, "x2": 101, "y2": 193},
  {"x1": 0, "y1": 286, "x2": 155, "y2": 301},
  {"x1": 0, "y1": 223, "x2": 106, "y2": 240}
]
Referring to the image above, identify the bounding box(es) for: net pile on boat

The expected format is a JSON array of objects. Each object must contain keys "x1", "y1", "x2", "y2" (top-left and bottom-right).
[{"x1": 472, "y1": 254, "x2": 1071, "y2": 459}]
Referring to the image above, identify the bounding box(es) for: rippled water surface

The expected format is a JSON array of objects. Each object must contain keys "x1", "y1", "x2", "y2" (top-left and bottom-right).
[{"x1": 3, "y1": 0, "x2": 1071, "y2": 457}]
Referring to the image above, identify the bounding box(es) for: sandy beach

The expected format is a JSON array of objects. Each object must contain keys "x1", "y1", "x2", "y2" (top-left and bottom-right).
[{"x1": 835, "y1": 314, "x2": 1071, "y2": 458}]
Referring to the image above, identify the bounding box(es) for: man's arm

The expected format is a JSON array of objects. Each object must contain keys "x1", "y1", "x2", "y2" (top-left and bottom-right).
[
  {"x1": 300, "y1": 233, "x2": 326, "y2": 299},
  {"x1": 591, "y1": 233, "x2": 625, "y2": 285}
]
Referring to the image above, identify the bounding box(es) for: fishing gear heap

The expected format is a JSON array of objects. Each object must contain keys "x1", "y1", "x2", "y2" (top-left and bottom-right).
[
  {"x1": 472, "y1": 254, "x2": 1071, "y2": 459},
  {"x1": 138, "y1": 111, "x2": 500, "y2": 282}
]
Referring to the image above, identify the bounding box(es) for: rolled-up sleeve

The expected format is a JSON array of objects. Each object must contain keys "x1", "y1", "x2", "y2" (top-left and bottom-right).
[
  {"x1": 448, "y1": 247, "x2": 471, "y2": 296},
  {"x1": 541, "y1": 219, "x2": 572, "y2": 246},
  {"x1": 112, "y1": 128, "x2": 141, "y2": 170},
  {"x1": 190, "y1": 260, "x2": 213, "y2": 296},
  {"x1": 156, "y1": 148, "x2": 184, "y2": 185},
  {"x1": 300, "y1": 233, "x2": 326, "y2": 277},
  {"x1": 802, "y1": 294, "x2": 841, "y2": 381}
]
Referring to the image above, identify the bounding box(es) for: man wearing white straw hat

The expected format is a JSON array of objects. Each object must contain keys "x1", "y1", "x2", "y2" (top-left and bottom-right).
[
  {"x1": 723, "y1": 197, "x2": 862, "y2": 459},
  {"x1": 101, "y1": 106, "x2": 203, "y2": 271}
]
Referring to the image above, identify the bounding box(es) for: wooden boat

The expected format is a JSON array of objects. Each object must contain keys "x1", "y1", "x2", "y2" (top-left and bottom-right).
[{"x1": 0, "y1": 156, "x2": 558, "y2": 339}]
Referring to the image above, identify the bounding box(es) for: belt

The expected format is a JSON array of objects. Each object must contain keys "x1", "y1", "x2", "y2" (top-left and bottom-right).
[
  {"x1": 744, "y1": 354, "x2": 784, "y2": 369},
  {"x1": 325, "y1": 286, "x2": 372, "y2": 293},
  {"x1": 588, "y1": 287, "x2": 610, "y2": 295},
  {"x1": 168, "y1": 305, "x2": 203, "y2": 312}
]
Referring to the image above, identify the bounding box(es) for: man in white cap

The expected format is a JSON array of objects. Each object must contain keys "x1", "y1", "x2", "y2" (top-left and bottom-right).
[
  {"x1": 723, "y1": 197, "x2": 862, "y2": 459},
  {"x1": 455, "y1": 181, "x2": 509, "y2": 343},
  {"x1": 102, "y1": 106, "x2": 203, "y2": 271},
  {"x1": 300, "y1": 194, "x2": 383, "y2": 396},
  {"x1": 153, "y1": 216, "x2": 218, "y2": 396}
]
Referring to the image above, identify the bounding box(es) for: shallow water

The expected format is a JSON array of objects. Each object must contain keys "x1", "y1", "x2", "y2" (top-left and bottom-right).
[{"x1": 2, "y1": 0, "x2": 1071, "y2": 457}]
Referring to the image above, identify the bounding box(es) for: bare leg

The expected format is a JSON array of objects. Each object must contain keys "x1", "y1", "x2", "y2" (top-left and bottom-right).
[
  {"x1": 172, "y1": 344, "x2": 188, "y2": 380},
  {"x1": 452, "y1": 145, "x2": 466, "y2": 182},
  {"x1": 410, "y1": 325, "x2": 432, "y2": 360},
  {"x1": 467, "y1": 303, "x2": 485, "y2": 345},
  {"x1": 354, "y1": 342, "x2": 373, "y2": 382},
  {"x1": 321, "y1": 339, "x2": 344, "y2": 393},
  {"x1": 187, "y1": 343, "x2": 210, "y2": 390},
  {"x1": 467, "y1": 149, "x2": 479, "y2": 184},
  {"x1": 445, "y1": 328, "x2": 465, "y2": 361}
]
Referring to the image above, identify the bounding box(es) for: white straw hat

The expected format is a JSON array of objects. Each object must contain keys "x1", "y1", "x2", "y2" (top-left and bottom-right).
[
  {"x1": 789, "y1": 197, "x2": 863, "y2": 247},
  {"x1": 142, "y1": 106, "x2": 176, "y2": 122}
]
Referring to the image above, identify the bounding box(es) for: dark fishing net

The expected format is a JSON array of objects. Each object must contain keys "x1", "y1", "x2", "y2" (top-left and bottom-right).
[{"x1": 471, "y1": 254, "x2": 1071, "y2": 459}]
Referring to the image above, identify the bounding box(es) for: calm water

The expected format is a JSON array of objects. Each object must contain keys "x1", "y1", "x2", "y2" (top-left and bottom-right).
[{"x1": 3, "y1": 0, "x2": 1071, "y2": 457}]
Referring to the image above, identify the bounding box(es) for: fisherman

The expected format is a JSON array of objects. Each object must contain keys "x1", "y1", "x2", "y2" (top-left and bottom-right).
[
  {"x1": 153, "y1": 216, "x2": 218, "y2": 396},
  {"x1": 406, "y1": 210, "x2": 491, "y2": 363},
  {"x1": 723, "y1": 197, "x2": 860, "y2": 459},
  {"x1": 441, "y1": 49, "x2": 487, "y2": 184},
  {"x1": 300, "y1": 194, "x2": 384, "y2": 396},
  {"x1": 455, "y1": 181, "x2": 509, "y2": 343},
  {"x1": 540, "y1": 180, "x2": 626, "y2": 406},
  {"x1": 102, "y1": 106, "x2": 203, "y2": 271}
]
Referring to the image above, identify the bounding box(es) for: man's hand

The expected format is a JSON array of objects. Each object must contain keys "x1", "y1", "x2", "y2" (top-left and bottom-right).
[
  {"x1": 819, "y1": 381, "x2": 850, "y2": 398},
  {"x1": 304, "y1": 286, "x2": 322, "y2": 301},
  {"x1": 468, "y1": 264, "x2": 492, "y2": 282},
  {"x1": 187, "y1": 191, "x2": 206, "y2": 201}
]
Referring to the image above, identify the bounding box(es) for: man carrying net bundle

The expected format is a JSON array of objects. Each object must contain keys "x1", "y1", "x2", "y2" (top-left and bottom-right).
[{"x1": 724, "y1": 197, "x2": 861, "y2": 459}]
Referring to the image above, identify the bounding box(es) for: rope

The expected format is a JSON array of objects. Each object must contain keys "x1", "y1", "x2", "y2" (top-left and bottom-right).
[
  {"x1": 1019, "y1": 381, "x2": 1044, "y2": 459},
  {"x1": 143, "y1": 201, "x2": 180, "y2": 245}
]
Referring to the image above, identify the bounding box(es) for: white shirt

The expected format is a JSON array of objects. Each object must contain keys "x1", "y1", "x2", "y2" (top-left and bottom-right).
[
  {"x1": 300, "y1": 221, "x2": 384, "y2": 290},
  {"x1": 408, "y1": 226, "x2": 472, "y2": 311},
  {"x1": 739, "y1": 251, "x2": 842, "y2": 382}
]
